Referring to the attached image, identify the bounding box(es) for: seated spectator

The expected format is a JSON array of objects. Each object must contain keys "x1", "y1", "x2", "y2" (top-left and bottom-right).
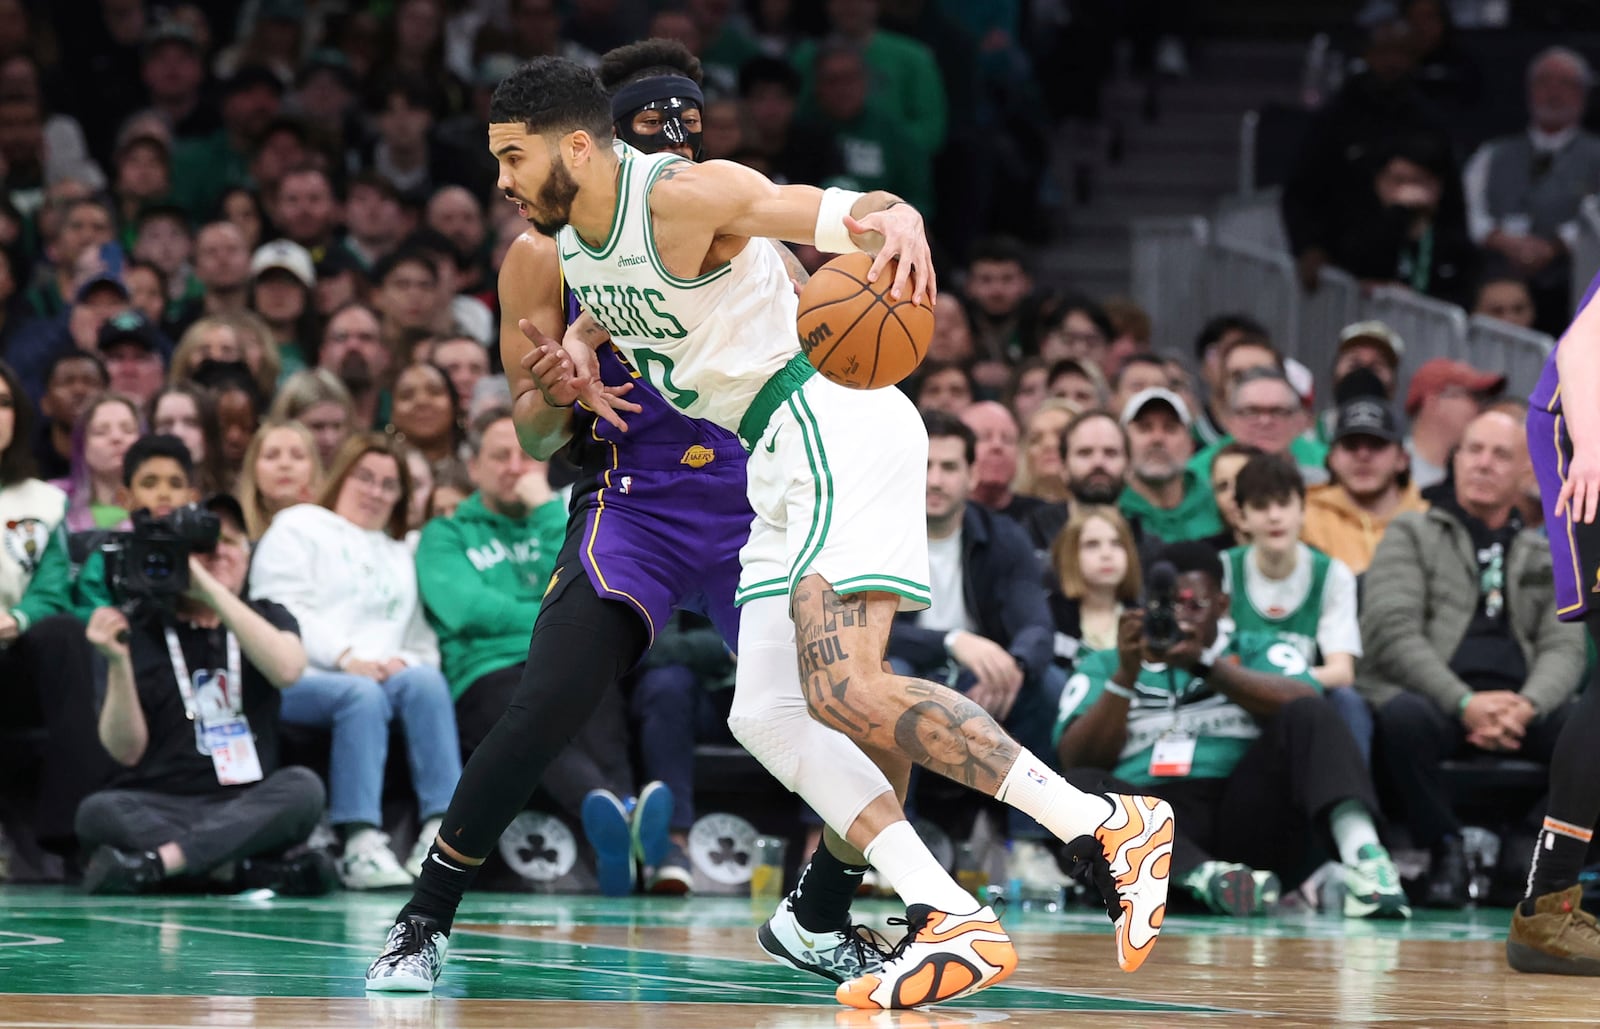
[
  {"x1": 426, "y1": 460, "x2": 473, "y2": 520},
  {"x1": 911, "y1": 359, "x2": 975, "y2": 416},
  {"x1": 0, "y1": 361, "x2": 108, "y2": 855},
  {"x1": 1039, "y1": 295, "x2": 1115, "y2": 380},
  {"x1": 248, "y1": 240, "x2": 318, "y2": 374},
  {"x1": 1225, "y1": 454, "x2": 1370, "y2": 761},
  {"x1": 1463, "y1": 47, "x2": 1600, "y2": 334},
  {"x1": 1362, "y1": 409, "x2": 1586, "y2": 909},
  {"x1": 1303, "y1": 397, "x2": 1427, "y2": 576},
  {"x1": 961, "y1": 401, "x2": 1051, "y2": 527},
  {"x1": 1192, "y1": 368, "x2": 1329, "y2": 488},
  {"x1": 400, "y1": 443, "x2": 435, "y2": 539},
  {"x1": 890, "y1": 411, "x2": 1062, "y2": 891},
  {"x1": 191, "y1": 361, "x2": 264, "y2": 493},
  {"x1": 169, "y1": 316, "x2": 245, "y2": 385},
  {"x1": 75, "y1": 493, "x2": 329, "y2": 896},
  {"x1": 1318, "y1": 322, "x2": 1403, "y2": 442},
  {"x1": 1056, "y1": 542, "x2": 1409, "y2": 919},
  {"x1": 237, "y1": 420, "x2": 323, "y2": 539},
  {"x1": 314, "y1": 249, "x2": 371, "y2": 320},
  {"x1": 1404, "y1": 358, "x2": 1506, "y2": 491},
  {"x1": 1002, "y1": 357, "x2": 1047, "y2": 426},
  {"x1": 1101, "y1": 296, "x2": 1152, "y2": 378},
  {"x1": 800, "y1": 42, "x2": 932, "y2": 214},
  {"x1": 428, "y1": 336, "x2": 491, "y2": 410},
  {"x1": 1048, "y1": 504, "x2": 1142, "y2": 672},
  {"x1": 1016, "y1": 401, "x2": 1074, "y2": 505},
  {"x1": 1472, "y1": 276, "x2": 1537, "y2": 329},
  {"x1": 961, "y1": 236, "x2": 1039, "y2": 367},
  {"x1": 249, "y1": 434, "x2": 464, "y2": 889},
  {"x1": 390, "y1": 362, "x2": 465, "y2": 468},
  {"x1": 372, "y1": 250, "x2": 445, "y2": 361},
  {"x1": 1117, "y1": 388, "x2": 1223, "y2": 544},
  {"x1": 270, "y1": 368, "x2": 356, "y2": 469},
  {"x1": 1189, "y1": 314, "x2": 1271, "y2": 449},
  {"x1": 52, "y1": 393, "x2": 142, "y2": 532},
  {"x1": 98, "y1": 311, "x2": 168, "y2": 408},
  {"x1": 218, "y1": 190, "x2": 266, "y2": 253},
  {"x1": 1204, "y1": 441, "x2": 1262, "y2": 552},
  {"x1": 738, "y1": 56, "x2": 845, "y2": 189},
  {"x1": 1111, "y1": 354, "x2": 1170, "y2": 419},
  {"x1": 24, "y1": 198, "x2": 115, "y2": 319},
  {"x1": 146, "y1": 383, "x2": 223, "y2": 496},
  {"x1": 32, "y1": 351, "x2": 107, "y2": 481},
  {"x1": 1044, "y1": 358, "x2": 1107, "y2": 413}
]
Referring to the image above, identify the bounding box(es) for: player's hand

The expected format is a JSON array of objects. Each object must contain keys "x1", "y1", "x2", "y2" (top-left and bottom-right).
[
  {"x1": 844, "y1": 205, "x2": 937, "y2": 307},
  {"x1": 86, "y1": 607, "x2": 131, "y2": 662},
  {"x1": 1557, "y1": 448, "x2": 1600, "y2": 524},
  {"x1": 518, "y1": 325, "x2": 639, "y2": 433}
]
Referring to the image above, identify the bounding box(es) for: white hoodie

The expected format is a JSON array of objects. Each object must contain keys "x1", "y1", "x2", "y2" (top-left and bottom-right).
[
  {"x1": 249, "y1": 503, "x2": 439, "y2": 672},
  {"x1": 1, "y1": 479, "x2": 67, "y2": 611}
]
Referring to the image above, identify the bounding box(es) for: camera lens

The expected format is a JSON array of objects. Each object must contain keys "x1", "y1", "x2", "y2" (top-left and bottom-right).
[{"x1": 141, "y1": 550, "x2": 174, "y2": 581}]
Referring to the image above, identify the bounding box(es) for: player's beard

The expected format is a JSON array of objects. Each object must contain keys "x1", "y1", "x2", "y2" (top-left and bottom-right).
[{"x1": 525, "y1": 161, "x2": 580, "y2": 236}]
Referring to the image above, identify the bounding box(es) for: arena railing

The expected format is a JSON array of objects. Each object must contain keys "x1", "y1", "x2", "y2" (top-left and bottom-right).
[{"x1": 1465, "y1": 315, "x2": 1554, "y2": 400}]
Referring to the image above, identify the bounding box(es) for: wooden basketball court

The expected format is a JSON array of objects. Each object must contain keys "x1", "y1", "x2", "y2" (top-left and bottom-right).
[{"x1": 0, "y1": 886, "x2": 1591, "y2": 1027}]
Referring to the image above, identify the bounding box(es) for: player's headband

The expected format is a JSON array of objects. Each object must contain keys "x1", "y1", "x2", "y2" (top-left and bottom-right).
[{"x1": 611, "y1": 75, "x2": 705, "y2": 159}]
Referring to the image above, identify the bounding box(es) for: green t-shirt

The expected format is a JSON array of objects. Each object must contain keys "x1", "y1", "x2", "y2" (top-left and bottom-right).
[
  {"x1": 89, "y1": 502, "x2": 128, "y2": 529},
  {"x1": 1052, "y1": 630, "x2": 1322, "y2": 787},
  {"x1": 792, "y1": 29, "x2": 948, "y2": 160},
  {"x1": 806, "y1": 104, "x2": 935, "y2": 215},
  {"x1": 1189, "y1": 434, "x2": 1329, "y2": 483},
  {"x1": 1223, "y1": 545, "x2": 1331, "y2": 663}
]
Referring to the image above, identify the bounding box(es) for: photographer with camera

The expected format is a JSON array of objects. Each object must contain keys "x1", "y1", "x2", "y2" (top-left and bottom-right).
[
  {"x1": 74, "y1": 469, "x2": 328, "y2": 895},
  {"x1": 1054, "y1": 542, "x2": 1406, "y2": 920}
]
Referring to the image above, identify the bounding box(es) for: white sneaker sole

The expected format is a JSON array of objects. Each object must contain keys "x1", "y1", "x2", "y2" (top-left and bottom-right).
[{"x1": 364, "y1": 971, "x2": 436, "y2": 992}]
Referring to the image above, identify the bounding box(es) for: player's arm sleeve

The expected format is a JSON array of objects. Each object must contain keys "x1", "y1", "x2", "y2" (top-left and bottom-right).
[
  {"x1": 12, "y1": 520, "x2": 72, "y2": 630},
  {"x1": 1518, "y1": 548, "x2": 1588, "y2": 715},
  {"x1": 414, "y1": 519, "x2": 544, "y2": 640},
  {"x1": 1317, "y1": 558, "x2": 1363, "y2": 659},
  {"x1": 1357, "y1": 515, "x2": 1472, "y2": 714}
]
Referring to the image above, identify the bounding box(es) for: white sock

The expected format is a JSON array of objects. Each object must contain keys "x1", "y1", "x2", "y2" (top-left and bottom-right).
[
  {"x1": 1328, "y1": 799, "x2": 1381, "y2": 865},
  {"x1": 864, "y1": 821, "x2": 980, "y2": 914},
  {"x1": 995, "y1": 749, "x2": 1115, "y2": 841}
]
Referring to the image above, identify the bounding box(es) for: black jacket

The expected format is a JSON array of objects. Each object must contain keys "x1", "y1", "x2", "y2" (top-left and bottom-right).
[{"x1": 888, "y1": 502, "x2": 1054, "y2": 680}]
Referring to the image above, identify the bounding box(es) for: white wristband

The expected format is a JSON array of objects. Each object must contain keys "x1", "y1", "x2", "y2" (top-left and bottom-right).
[{"x1": 814, "y1": 187, "x2": 866, "y2": 254}]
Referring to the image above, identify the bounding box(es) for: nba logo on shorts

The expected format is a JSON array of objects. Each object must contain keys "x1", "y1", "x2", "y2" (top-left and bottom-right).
[{"x1": 620, "y1": 476, "x2": 633, "y2": 494}]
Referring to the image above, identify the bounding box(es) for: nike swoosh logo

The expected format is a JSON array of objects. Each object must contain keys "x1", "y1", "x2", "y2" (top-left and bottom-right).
[
  {"x1": 797, "y1": 930, "x2": 816, "y2": 949},
  {"x1": 764, "y1": 432, "x2": 779, "y2": 453}
]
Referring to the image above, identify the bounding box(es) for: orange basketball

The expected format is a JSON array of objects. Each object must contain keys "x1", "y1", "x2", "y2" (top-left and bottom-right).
[{"x1": 796, "y1": 252, "x2": 934, "y2": 390}]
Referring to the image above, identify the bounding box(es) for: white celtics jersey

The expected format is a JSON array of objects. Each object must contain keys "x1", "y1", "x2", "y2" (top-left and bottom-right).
[{"x1": 556, "y1": 143, "x2": 800, "y2": 434}]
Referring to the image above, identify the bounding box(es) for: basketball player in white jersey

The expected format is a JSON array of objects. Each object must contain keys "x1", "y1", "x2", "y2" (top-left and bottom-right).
[{"x1": 487, "y1": 57, "x2": 1174, "y2": 1009}]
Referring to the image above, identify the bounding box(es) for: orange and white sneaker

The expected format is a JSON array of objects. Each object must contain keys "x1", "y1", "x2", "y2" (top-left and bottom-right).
[
  {"x1": 835, "y1": 905, "x2": 1015, "y2": 1010},
  {"x1": 1094, "y1": 793, "x2": 1175, "y2": 972}
]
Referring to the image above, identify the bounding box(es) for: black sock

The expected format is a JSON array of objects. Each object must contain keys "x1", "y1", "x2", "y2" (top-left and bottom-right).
[
  {"x1": 791, "y1": 840, "x2": 869, "y2": 934},
  {"x1": 1524, "y1": 614, "x2": 1600, "y2": 907},
  {"x1": 398, "y1": 844, "x2": 479, "y2": 935}
]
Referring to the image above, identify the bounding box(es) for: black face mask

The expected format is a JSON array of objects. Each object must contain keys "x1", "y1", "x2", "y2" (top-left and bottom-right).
[
  {"x1": 618, "y1": 97, "x2": 703, "y2": 160},
  {"x1": 610, "y1": 74, "x2": 706, "y2": 161}
]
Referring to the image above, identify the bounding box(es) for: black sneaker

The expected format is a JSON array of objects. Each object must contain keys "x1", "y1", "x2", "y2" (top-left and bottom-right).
[
  {"x1": 236, "y1": 852, "x2": 339, "y2": 896},
  {"x1": 1424, "y1": 836, "x2": 1470, "y2": 910},
  {"x1": 365, "y1": 914, "x2": 449, "y2": 992},
  {"x1": 82, "y1": 846, "x2": 164, "y2": 895}
]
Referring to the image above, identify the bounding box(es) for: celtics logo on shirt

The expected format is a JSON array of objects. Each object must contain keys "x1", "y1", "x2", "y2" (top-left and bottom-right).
[{"x1": 3, "y1": 517, "x2": 49, "y2": 576}]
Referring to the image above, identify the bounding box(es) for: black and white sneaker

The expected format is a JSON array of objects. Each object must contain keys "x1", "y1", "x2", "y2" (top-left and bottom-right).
[
  {"x1": 365, "y1": 915, "x2": 449, "y2": 992},
  {"x1": 758, "y1": 894, "x2": 891, "y2": 984}
]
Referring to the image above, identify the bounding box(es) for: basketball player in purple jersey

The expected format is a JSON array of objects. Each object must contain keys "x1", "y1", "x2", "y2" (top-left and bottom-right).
[
  {"x1": 366, "y1": 42, "x2": 893, "y2": 993},
  {"x1": 1511, "y1": 270, "x2": 1600, "y2": 973}
]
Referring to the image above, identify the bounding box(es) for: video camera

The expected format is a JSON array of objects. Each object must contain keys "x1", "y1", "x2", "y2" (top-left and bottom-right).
[
  {"x1": 1141, "y1": 560, "x2": 1185, "y2": 657},
  {"x1": 102, "y1": 503, "x2": 221, "y2": 621}
]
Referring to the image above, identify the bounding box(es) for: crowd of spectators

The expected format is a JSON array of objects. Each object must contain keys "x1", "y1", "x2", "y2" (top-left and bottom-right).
[{"x1": 0, "y1": 0, "x2": 1588, "y2": 920}]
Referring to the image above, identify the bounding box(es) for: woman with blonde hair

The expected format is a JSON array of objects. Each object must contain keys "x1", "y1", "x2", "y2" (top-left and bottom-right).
[
  {"x1": 270, "y1": 368, "x2": 357, "y2": 470},
  {"x1": 1048, "y1": 505, "x2": 1142, "y2": 671},
  {"x1": 250, "y1": 433, "x2": 462, "y2": 889},
  {"x1": 236, "y1": 419, "x2": 323, "y2": 539},
  {"x1": 1015, "y1": 399, "x2": 1077, "y2": 504},
  {"x1": 169, "y1": 312, "x2": 282, "y2": 398}
]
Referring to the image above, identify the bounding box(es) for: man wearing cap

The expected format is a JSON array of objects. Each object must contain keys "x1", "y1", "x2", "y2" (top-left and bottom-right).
[
  {"x1": 1361, "y1": 407, "x2": 1583, "y2": 909},
  {"x1": 1118, "y1": 387, "x2": 1224, "y2": 543},
  {"x1": 98, "y1": 310, "x2": 168, "y2": 406},
  {"x1": 76, "y1": 476, "x2": 331, "y2": 897},
  {"x1": 1303, "y1": 396, "x2": 1427, "y2": 576},
  {"x1": 1318, "y1": 321, "x2": 1404, "y2": 443},
  {"x1": 249, "y1": 240, "x2": 316, "y2": 375},
  {"x1": 141, "y1": 21, "x2": 218, "y2": 143},
  {"x1": 1404, "y1": 358, "x2": 1507, "y2": 491}
]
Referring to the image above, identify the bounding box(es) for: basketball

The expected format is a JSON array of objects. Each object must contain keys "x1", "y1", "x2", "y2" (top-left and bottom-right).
[{"x1": 796, "y1": 252, "x2": 934, "y2": 390}]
